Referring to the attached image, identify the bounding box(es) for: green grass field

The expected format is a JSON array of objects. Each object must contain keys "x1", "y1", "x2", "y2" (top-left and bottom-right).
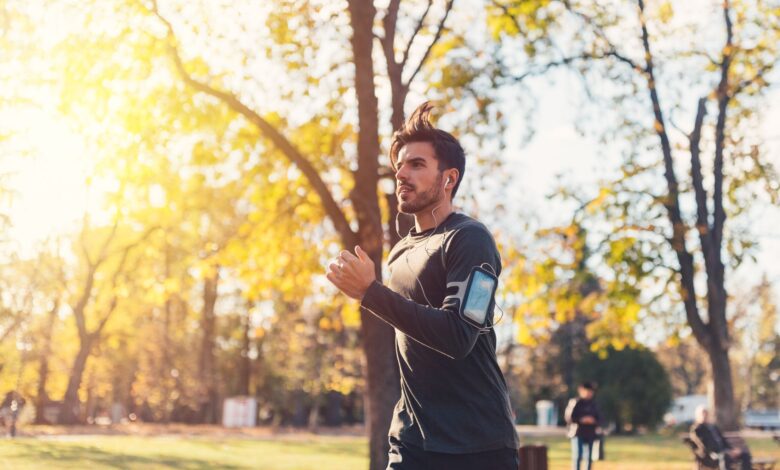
[{"x1": 0, "y1": 433, "x2": 777, "y2": 469}]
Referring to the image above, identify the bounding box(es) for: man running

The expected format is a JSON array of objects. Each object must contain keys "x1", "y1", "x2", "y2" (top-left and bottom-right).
[{"x1": 326, "y1": 102, "x2": 520, "y2": 469}]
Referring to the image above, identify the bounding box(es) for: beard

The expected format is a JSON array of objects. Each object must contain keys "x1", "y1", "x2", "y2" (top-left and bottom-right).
[{"x1": 397, "y1": 173, "x2": 444, "y2": 214}]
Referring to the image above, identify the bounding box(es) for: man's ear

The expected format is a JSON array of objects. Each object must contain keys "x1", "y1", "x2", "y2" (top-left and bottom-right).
[{"x1": 446, "y1": 170, "x2": 459, "y2": 187}]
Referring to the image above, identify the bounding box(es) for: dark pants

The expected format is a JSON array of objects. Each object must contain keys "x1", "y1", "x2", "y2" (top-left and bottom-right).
[
  {"x1": 387, "y1": 436, "x2": 519, "y2": 470},
  {"x1": 723, "y1": 450, "x2": 751, "y2": 470},
  {"x1": 571, "y1": 437, "x2": 594, "y2": 470}
]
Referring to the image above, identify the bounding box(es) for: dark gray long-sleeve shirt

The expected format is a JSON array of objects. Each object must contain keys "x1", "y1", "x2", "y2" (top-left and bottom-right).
[{"x1": 361, "y1": 212, "x2": 519, "y2": 453}]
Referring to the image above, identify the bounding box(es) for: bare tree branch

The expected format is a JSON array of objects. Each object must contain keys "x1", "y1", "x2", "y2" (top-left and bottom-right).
[
  {"x1": 635, "y1": 0, "x2": 709, "y2": 348},
  {"x1": 712, "y1": 0, "x2": 734, "y2": 268},
  {"x1": 400, "y1": 0, "x2": 434, "y2": 69},
  {"x1": 405, "y1": 0, "x2": 454, "y2": 88},
  {"x1": 561, "y1": 0, "x2": 643, "y2": 74},
  {"x1": 511, "y1": 54, "x2": 590, "y2": 82},
  {"x1": 380, "y1": 0, "x2": 403, "y2": 94},
  {"x1": 688, "y1": 97, "x2": 724, "y2": 309},
  {"x1": 511, "y1": 49, "x2": 643, "y2": 84}
]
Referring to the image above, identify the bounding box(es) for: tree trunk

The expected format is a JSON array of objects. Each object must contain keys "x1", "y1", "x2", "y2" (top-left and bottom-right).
[
  {"x1": 199, "y1": 269, "x2": 220, "y2": 424},
  {"x1": 237, "y1": 302, "x2": 252, "y2": 396},
  {"x1": 161, "y1": 245, "x2": 174, "y2": 422},
  {"x1": 346, "y1": 1, "x2": 401, "y2": 468},
  {"x1": 324, "y1": 391, "x2": 344, "y2": 426},
  {"x1": 634, "y1": 0, "x2": 739, "y2": 432},
  {"x1": 35, "y1": 301, "x2": 58, "y2": 424},
  {"x1": 308, "y1": 393, "x2": 322, "y2": 431},
  {"x1": 359, "y1": 314, "x2": 400, "y2": 470},
  {"x1": 709, "y1": 344, "x2": 739, "y2": 430},
  {"x1": 59, "y1": 336, "x2": 93, "y2": 424}
]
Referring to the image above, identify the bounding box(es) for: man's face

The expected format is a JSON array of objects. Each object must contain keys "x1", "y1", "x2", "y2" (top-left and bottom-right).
[
  {"x1": 696, "y1": 408, "x2": 710, "y2": 424},
  {"x1": 395, "y1": 141, "x2": 445, "y2": 215},
  {"x1": 578, "y1": 387, "x2": 594, "y2": 400}
]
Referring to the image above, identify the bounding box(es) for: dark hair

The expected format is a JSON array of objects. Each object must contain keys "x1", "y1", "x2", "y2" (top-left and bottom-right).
[
  {"x1": 580, "y1": 381, "x2": 596, "y2": 391},
  {"x1": 389, "y1": 102, "x2": 466, "y2": 199}
]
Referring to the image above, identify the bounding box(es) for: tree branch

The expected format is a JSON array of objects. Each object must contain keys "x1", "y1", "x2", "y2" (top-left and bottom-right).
[
  {"x1": 561, "y1": 0, "x2": 643, "y2": 74},
  {"x1": 0, "y1": 316, "x2": 24, "y2": 344},
  {"x1": 94, "y1": 226, "x2": 159, "y2": 337},
  {"x1": 733, "y1": 63, "x2": 773, "y2": 95},
  {"x1": 706, "y1": 0, "x2": 736, "y2": 351},
  {"x1": 712, "y1": 0, "x2": 734, "y2": 263},
  {"x1": 72, "y1": 218, "x2": 120, "y2": 340},
  {"x1": 689, "y1": 97, "x2": 710, "y2": 244},
  {"x1": 636, "y1": 0, "x2": 709, "y2": 348},
  {"x1": 511, "y1": 54, "x2": 590, "y2": 82},
  {"x1": 603, "y1": 50, "x2": 642, "y2": 73},
  {"x1": 95, "y1": 217, "x2": 120, "y2": 264},
  {"x1": 491, "y1": 0, "x2": 524, "y2": 37},
  {"x1": 380, "y1": 0, "x2": 403, "y2": 92},
  {"x1": 400, "y1": 0, "x2": 433, "y2": 69},
  {"x1": 689, "y1": 97, "x2": 723, "y2": 312},
  {"x1": 404, "y1": 0, "x2": 454, "y2": 88},
  {"x1": 148, "y1": 0, "x2": 356, "y2": 248},
  {"x1": 511, "y1": 49, "x2": 643, "y2": 84}
]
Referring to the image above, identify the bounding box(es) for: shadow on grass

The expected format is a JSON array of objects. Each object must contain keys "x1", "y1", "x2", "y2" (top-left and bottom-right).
[
  {"x1": 7, "y1": 440, "x2": 244, "y2": 470},
  {"x1": 256, "y1": 438, "x2": 366, "y2": 457}
]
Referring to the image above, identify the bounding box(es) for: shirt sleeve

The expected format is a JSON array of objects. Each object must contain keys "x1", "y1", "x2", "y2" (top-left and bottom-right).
[
  {"x1": 571, "y1": 400, "x2": 583, "y2": 422},
  {"x1": 360, "y1": 225, "x2": 501, "y2": 360},
  {"x1": 564, "y1": 399, "x2": 577, "y2": 424}
]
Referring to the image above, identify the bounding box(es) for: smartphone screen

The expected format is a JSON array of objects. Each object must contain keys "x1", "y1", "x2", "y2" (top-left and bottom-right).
[{"x1": 463, "y1": 269, "x2": 497, "y2": 325}]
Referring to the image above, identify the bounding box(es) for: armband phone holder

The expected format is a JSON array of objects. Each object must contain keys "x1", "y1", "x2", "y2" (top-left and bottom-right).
[{"x1": 459, "y1": 266, "x2": 498, "y2": 328}]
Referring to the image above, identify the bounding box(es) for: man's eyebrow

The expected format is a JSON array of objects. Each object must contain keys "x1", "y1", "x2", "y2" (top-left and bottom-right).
[{"x1": 397, "y1": 155, "x2": 428, "y2": 166}]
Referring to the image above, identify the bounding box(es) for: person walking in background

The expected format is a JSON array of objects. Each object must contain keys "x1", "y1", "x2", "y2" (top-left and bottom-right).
[{"x1": 565, "y1": 382, "x2": 601, "y2": 470}]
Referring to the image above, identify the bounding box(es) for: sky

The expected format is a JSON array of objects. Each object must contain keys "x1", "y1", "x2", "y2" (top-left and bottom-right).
[
  {"x1": 511, "y1": 81, "x2": 780, "y2": 278},
  {"x1": 503, "y1": 74, "x2": 780, "y2": 344}
]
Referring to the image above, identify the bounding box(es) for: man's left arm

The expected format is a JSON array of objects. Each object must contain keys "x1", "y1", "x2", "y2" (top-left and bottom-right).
[{"x1": 325, "y1": 226, "x2": 501, "y2": 359}]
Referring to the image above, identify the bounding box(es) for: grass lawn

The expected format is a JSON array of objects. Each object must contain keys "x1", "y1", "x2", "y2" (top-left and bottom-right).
[{"x1": 0, "y1": 433, "x2": 777, "y2": 469}]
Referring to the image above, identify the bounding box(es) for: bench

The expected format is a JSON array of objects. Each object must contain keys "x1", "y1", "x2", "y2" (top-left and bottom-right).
[{"x1": 682, "y1": 433, "x2": 777, "y2": 470}]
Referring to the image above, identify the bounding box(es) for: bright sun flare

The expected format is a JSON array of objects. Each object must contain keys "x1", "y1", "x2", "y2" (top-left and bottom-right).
[{"x1": 4, "y1": 108, "x2": 91, "y2": 255}]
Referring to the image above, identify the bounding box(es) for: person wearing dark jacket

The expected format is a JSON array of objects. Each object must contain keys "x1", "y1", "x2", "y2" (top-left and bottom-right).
[
  {"x1": 565, "y1": 382, "x2": 601, "y2": 470},
  {"x1": 690, "y1": 405, "x2": 751, "y2": 470},
  {"x1": 326, "y1": 102, "x2": 520, "y2": 470}
]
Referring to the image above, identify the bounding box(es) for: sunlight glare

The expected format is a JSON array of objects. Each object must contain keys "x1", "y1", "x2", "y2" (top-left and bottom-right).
[{"x1": 6, "y1": 110, "x2": 90, "y2": 255}]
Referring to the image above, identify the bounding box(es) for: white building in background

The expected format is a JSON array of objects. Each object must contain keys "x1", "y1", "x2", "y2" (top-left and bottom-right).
[
  {"x1": 222, "y1": 396, "x2": 257, "y2": 428},
  {"x1": 664, "y1": 394, "x2": 708, "y2": 426},
  {"x1": 744, "y1": 409, "x2": 780, "y2": 430},
  {"x1": 536, "y1": 400, "x2": 558, "y2": 427}
]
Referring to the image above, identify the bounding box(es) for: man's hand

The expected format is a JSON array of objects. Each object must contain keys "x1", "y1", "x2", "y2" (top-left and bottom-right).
[
  {"x1": 326, "y1": 245, "x2": 376, "y2": 300},
  {"x1": 580, "y1": 416, "x2": 596, "y2": 425}
]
